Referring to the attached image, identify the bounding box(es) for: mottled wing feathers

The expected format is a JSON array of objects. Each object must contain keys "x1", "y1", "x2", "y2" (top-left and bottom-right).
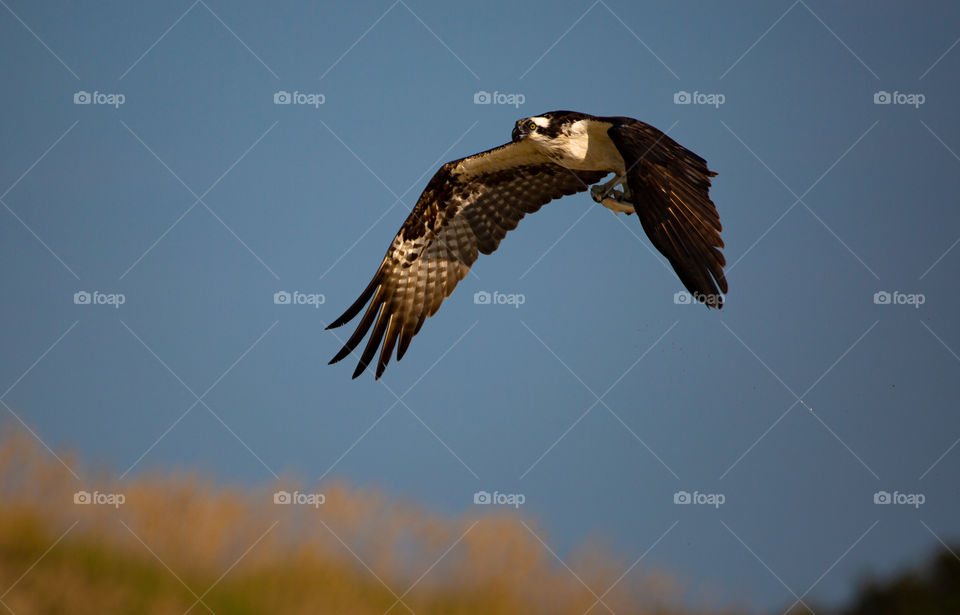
[
  {"x1": 607, "y1": 120, "x2": 727, "y2": 307},
  {"x1": 328, "y1": 140, "x2": 605, "y2": 379}
]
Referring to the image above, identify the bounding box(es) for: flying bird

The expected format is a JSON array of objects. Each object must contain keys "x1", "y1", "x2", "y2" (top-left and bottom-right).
[{"x1": 328, "y1": 111, "x2": 727, "y2": 379}]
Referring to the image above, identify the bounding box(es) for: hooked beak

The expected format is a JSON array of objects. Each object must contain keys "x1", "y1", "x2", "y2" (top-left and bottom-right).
[{"x1": 511, "y1": 122, "x2": 527, "y2": 142}]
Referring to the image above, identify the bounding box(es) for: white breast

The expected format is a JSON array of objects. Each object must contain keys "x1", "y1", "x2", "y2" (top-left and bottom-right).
[{"x1": 551, "y1": 119, "x2": 626, "y2": 175}]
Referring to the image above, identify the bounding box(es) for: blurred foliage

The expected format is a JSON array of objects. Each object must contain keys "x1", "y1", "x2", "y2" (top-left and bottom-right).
[
  {"x1": 1, "y1": 424, "x2": 956, "y2": 614},
  {"x1": 0, "y1": 425, "x2": 719, "y2": 615},
  {"x1": 837, "y1": 546, "x2": 960, "y2": 615}
]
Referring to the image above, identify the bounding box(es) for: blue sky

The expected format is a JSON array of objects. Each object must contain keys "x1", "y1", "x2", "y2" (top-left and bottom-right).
[{"x1": 2, "y1": 0, "x2": 960, "y2": 610}]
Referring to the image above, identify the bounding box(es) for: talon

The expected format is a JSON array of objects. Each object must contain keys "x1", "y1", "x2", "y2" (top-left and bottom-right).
[
  {"x1": 590, "y1": 185, "x2": 605, "y2": 203},
  {"x1": 592, "y1": 175, "x2": 635, "y2": 216},
  {"x1": 592, "y1": 174, "x2": 626, "y2": 201}
]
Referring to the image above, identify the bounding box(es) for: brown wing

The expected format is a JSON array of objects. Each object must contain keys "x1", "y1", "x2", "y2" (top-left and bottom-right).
[
  {"x1": 327, "y1": 140, "x2": 606, "y2": 379},
  {"x1": 606, "y1": 120, "x2": 727, "y2": 308}
]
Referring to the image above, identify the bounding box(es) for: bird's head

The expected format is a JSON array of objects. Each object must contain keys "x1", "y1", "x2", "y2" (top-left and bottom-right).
[
  {"x1": 511, "y1": 111, "x2": 593, "y2": 148},
  {"x1": 512, "y1": 116, "x2": 548, "y2": 142}
]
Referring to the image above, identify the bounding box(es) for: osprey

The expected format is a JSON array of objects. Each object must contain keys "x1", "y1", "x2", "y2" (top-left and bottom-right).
[{"x1": 328, "y1": 111, "x2": 727, "y2": 379}]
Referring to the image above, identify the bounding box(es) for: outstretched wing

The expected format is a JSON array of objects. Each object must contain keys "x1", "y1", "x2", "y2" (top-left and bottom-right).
[
  {"x1": 328, "y1": 140, "x2": 606, "y2": 379},
  {"x1": 607, "y1": 120, "x2": 727, "y2": 308}
]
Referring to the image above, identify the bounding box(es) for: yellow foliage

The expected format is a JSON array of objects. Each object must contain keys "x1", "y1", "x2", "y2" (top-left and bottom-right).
[{"x1": 0, "y1": 425, "x2": 732, "y2": 614}]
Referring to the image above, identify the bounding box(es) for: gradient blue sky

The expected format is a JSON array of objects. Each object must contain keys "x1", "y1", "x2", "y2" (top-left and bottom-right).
[{"x1": 2, "y1": 0, "x2": 960, "y2": 610}]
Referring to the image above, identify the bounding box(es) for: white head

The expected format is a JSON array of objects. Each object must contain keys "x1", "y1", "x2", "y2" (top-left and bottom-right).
[
  {"x1": 510, "y1": 111, "x2": 621, "y2": 172},
  {"x1": 511, "y1": 111, "x2": 590, "y2": 146}
]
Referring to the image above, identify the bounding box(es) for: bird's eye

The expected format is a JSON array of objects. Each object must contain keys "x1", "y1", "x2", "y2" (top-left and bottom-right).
[{"x1": 527, "y1": 121, "x2": 538, "y2": 131}]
